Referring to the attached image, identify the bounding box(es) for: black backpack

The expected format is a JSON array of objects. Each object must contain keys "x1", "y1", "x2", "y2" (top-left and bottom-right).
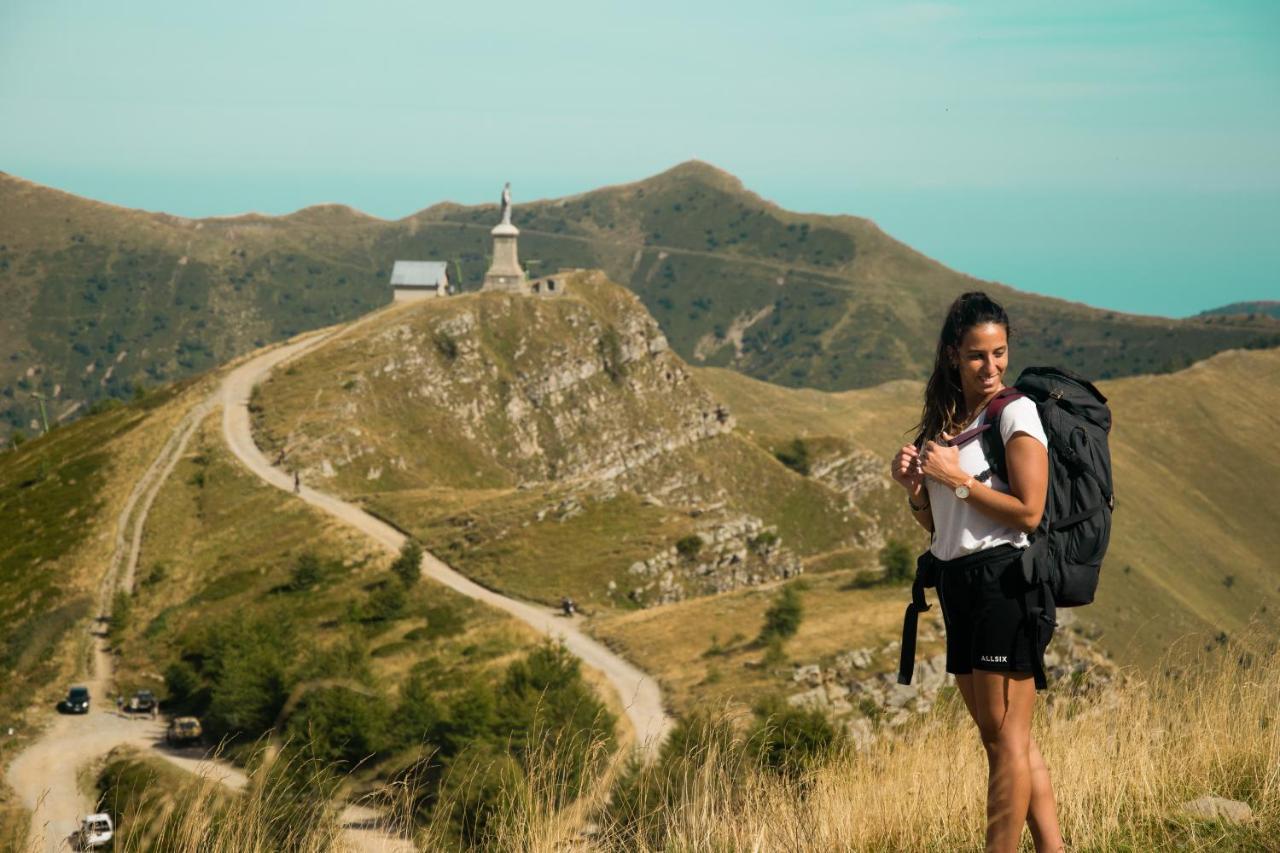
[
  {"x1": 984, "y1": 366, "x2": 1115, "y2": 606},
  {"x1": 897, "y1": 366, "x2": 1114, "y2": 688}
]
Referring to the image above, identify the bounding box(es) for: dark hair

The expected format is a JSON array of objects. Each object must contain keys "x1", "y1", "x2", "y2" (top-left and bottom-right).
[{"x1": 912, "y1": 292, "x2": 1011, "y2": 446}]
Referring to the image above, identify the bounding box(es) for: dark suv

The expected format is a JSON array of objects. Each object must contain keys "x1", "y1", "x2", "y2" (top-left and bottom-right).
[
  {"x1": 128, "y1": 690, "x2": 157, "y2": 713},
  {"x1": 62, "y1": 685, "x2": 90, "y2": 714}
]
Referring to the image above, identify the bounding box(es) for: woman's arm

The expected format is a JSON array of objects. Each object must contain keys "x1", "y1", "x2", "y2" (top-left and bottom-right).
[
  {"x1": 892, "y1": 444, "x2": 935, "y2": 534},
  {"x1": 920, "y1": 433, "x2": 1047, "y2": 533},
  {"x1": 908, "y1": 489, "x2": 935, "y2": 533}
]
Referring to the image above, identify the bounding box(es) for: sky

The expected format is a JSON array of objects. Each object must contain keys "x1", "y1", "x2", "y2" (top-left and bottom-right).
[{"x1": 1, "y1": 0, "x2": 1277, "y2": 318}]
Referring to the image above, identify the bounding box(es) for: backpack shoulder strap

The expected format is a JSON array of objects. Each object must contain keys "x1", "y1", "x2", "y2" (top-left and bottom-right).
[{"x1": 979, "y1": 387, "x2": 1026, "y2": 481}]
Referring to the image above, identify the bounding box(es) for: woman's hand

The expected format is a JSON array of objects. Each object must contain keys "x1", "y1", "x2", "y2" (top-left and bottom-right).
[
  {"x1": 920, "y1": 433, "x2": 966, "y2": 489},
  {"x1": 892, "y1": 444, "x2": 925, "y2": 493}
]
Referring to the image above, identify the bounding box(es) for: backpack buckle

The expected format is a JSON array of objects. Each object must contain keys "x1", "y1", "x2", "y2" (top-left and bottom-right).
[{"x1": 1050, "y1": 389, "x2": 1065, "y2": 400}]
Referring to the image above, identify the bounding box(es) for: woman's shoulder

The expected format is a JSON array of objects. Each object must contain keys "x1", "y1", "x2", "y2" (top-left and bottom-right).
[
  {"x1": 1000, "y1": 395, "x2": 1047, "y2": 444},
  {"x1": 1004, "y1": 395, "x2": 1039, "y2": 419}
]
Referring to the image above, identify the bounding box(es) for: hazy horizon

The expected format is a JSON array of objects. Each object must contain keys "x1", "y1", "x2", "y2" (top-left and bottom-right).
[{"x1": 3, "y1": 0, "x2": 1277, "y2": 319}]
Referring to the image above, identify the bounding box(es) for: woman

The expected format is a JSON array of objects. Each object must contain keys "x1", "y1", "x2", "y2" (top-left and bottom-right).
[{"x1": 891, "y1": 292, "x2": 1064, "y2": 853}]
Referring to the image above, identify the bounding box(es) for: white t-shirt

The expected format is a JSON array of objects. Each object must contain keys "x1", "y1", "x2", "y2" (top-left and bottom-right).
[{"x1": 925, "y1": 396, "x2": 1048, "y2": 561}]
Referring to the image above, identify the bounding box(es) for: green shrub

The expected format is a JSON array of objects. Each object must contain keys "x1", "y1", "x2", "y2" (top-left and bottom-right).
[
  {"x1": 880, "y1": 538, "x2": 914, "y2": 585},
  {"x1": 391, "y1": 539, "x2": 423, "y2": 588},
  {"x1": 197, "y1": 613, "x2": 296, "y2": 743},
  {"x1": 598, "y1": 327, "x2": 626, "y2": 383},
  {"x1": 289, "y1": 551, "x2": 324, "y2": 591},
  {"x1": 773, "y1": 438, "x2": 810, "y2": 476},
  {"x1": 434, "y1": 332, "x2": 459, "y2": 361},
  {"x1": 747, "y1": 694, "x2": 847, "y2": 777},
  {"x1": 748, "y1": 530, "x2": 779, "y2": 552},
  {"x1": 762, "y1": 636, "x2": 788, "y2": 666},
  {"x1": 364, "y1": 582, "x2": 406, "y2": 622},
  {"x1": 758, "y1": 584, "x2": 803, "y2": 643},
  {"x1": 675, "y1": 535, "x2": 703, "y2": 560},
  {"x1": 285, "y1": 686, "x2": 391, "y2": 766},
  {"x1": 393, "y1": 672, "x2": 444, "y2": 748},
  {"x1": 163, "y1": 660, "x2": 200, "y2": 708}
]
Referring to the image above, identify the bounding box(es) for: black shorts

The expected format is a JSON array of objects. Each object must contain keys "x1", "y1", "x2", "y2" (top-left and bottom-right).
[{"x1": 934, "y1": 544, "x2": 1055, "y2": 681}]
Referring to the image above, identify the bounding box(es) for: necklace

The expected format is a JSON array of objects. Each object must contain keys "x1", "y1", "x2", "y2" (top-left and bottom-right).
[{"x1": 953, "y1": 385, "x2": 1004, "y2": 432}]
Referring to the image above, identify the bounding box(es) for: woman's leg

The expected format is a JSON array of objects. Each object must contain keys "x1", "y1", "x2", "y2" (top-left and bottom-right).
[
  {"x1": 1026, "y1": 735, "x2": 1064, "y2": 851},
  {"x1": 955, "y1": 672, "x2": 1062, "y2": 852}
]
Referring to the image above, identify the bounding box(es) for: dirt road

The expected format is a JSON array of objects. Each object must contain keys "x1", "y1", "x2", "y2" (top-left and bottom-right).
[
  {"x1": 219, "y1": 328, "x2": 675, "y2": 753},
  {"x1": 6, "y1": 362, "x2": 412, "y2": 852},
  {"x1": 8, "y1": 316, "x2": 672, "y2": 852}
]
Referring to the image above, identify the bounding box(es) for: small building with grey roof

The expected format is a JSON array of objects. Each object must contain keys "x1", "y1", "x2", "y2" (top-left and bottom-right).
[{"x1": 390, "y1": 260, "x2": 450, "y2": 301}]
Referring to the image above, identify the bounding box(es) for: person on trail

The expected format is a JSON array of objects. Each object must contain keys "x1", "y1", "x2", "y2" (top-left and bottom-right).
[
  {"x1": 294, "y1": 471, "x2": 300, "y2": 494},
  {"x1": 891, "y1": 292, "x2": 1063, "y2": 853}
]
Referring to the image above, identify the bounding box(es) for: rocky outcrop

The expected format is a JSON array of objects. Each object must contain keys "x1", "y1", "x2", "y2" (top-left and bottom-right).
[
  {"x1": 620, "y1": 511, "x2": 802, "y2": 606},
  {"x1": 262, "y1": 271, "x2": 736, "y2": 490},
  {"x1": 808, "y1": 446, "x2": 884, "y2": 506},
  {"x1": 787, "y1": 608, "x2": 1118, "y2": 747}
]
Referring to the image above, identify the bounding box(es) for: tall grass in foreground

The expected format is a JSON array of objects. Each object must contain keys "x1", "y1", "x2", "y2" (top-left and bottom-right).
[
  {"x1": 99, "y1": 629, "x2": 1277, "y2": 851},
  {"x1": 601, "y1": 628, "x2": 1278, "y2": 852}
]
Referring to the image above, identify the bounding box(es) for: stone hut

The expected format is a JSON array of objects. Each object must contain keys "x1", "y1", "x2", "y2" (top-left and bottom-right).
[
  {"x1": 530, "y1": 275, "x2": 567, "y2": 297},
  {"x1": 391, "y1": 261, "x2": 449, "y2": 301}
]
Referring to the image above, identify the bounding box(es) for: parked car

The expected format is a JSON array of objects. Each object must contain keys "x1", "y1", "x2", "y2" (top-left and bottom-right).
[
  {"x1": 128, "y1": 689, "x2": 156, "y2": 713},
  {"x1": 166, "y1": 716, "x2": 203, "y2": 746},
  {"x1": 61, "y1": 685, "x2": 90, "y2": 714},
  {"x1": 72, "y1": 812, "x2": 113, "y2": 849}
]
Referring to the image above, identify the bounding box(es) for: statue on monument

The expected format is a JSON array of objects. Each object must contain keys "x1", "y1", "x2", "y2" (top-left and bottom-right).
[{"x1": 499, "y1": 182, "x2": 513, "y2": 226}]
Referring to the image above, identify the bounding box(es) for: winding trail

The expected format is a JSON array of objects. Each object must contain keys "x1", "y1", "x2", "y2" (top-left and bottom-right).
[
  {"x1": 8, "y1": 385, "x2": 223, "y2": 852},
  {"x1": 220, "y1": 326, "x2": 674, "y2": 753},
  {"x1": 8, "y1": 315, "x2": 673, "y2": 852},
  {"x1": 7, "y1": 359, "x2": 411, "y2": 852}
]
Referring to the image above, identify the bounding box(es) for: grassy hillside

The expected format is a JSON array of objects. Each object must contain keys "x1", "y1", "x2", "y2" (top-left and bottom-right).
[
  {"x1": 0, "y1": 378, "x2": 211, "y2": 741},
  {"x1": 692, "y1": 347, "x2": 1280, "y2": 668},
  {"x1": 1198, "y1": 300, "x2": 1280, "y2": 319},
  {"x1": 251, "y1": 273, "x2": 884, "y2": 612},
  {"x1": 4, "y1": 163, "x2": 1277, "y2": 439}
]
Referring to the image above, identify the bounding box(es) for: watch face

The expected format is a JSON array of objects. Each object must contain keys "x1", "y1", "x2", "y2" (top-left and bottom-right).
[{"x1": 954, "y1": 484, "x2": 970, "y2": 499}]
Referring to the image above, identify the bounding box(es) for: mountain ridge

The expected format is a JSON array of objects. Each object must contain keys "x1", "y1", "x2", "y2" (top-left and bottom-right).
[{"x1": 3, "y1": 164, "x2": 1276, "y2": 438}]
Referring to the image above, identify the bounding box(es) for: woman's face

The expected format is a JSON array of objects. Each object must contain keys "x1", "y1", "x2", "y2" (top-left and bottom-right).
[{"x1": 953, "y1": 322, "x2": 1009, "y2": 401}]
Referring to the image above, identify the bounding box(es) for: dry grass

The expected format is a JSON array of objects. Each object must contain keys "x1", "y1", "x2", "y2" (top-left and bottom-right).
[
  {"x1": 93, "y1": 627, "x2": 1277, "y2": 851},
  {"x1": 590, "y1": 571, "x2": 930, "y2": 718},
  {"x1": 598, "y1": 628, "x2": 1278, "y2": 852}
]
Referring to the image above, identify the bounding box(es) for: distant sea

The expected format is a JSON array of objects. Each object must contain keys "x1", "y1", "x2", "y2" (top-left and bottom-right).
[
  {"x1": 777, "y1": 185, "x2": 1280, "y2": 321},
  {"x1": 18, "y1": 167, "x2": 1278, "y2": 320}
]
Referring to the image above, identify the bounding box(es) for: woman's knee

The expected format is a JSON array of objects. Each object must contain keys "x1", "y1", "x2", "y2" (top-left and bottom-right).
[{"x1": 979, "y1": 728, "x2": 1031, "y2": 763}]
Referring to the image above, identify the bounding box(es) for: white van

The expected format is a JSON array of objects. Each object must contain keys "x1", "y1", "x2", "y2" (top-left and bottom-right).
[{"x1": 74, "y1": 813, "x2": 113, "y2": 849}]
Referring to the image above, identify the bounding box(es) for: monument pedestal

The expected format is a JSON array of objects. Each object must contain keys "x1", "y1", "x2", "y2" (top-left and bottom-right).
[{"x1": 482, "y1": 222, "x2": 528, "y2": 293}]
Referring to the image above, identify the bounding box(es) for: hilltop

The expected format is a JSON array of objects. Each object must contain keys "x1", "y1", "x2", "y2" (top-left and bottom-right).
[
  {"x1": 3, "y1": 163, "x2": 1277, "y2": 438},
  {"x1": 250, "y1": 271, "x2": 892, "y2": 611},
  {"x1": 1197, "y1": 300, "x2": 1280, "y2": 319}
]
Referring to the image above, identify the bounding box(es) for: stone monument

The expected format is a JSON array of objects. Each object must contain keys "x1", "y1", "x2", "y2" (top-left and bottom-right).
[{"x1": 482, "y1": 182, "x2": 528, "y2": 293}]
